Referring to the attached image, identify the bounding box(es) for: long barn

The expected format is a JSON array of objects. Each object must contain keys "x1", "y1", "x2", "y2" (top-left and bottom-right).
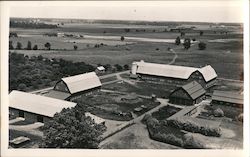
[
  {"x1": 9, "y1": 90, "x2": 77, "y2": 123},
  {"x1": 45, "y1": 72, "x2": 102, "y2": 101},
  {"x1": 130, "y1": 60, "x2": 217, "y2": 89}
]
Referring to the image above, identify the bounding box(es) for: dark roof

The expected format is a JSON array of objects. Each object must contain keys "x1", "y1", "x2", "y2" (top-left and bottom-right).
[
  {"x1": 182, "y1": 81, "x2": 206, "y2": 100},
  {"x1": 168, "y1": 106, "x2": 197, "y2": 120},
  {"x1": 44, "y1": 90, "x2": 71, "y2": 100},
  {"x1": 212, "y1": 90, "x2": 243, "y2": 105}
]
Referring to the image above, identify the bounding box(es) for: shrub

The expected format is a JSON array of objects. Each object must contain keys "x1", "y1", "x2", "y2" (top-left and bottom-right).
[
  {"x1": 33, "y1": 45, "x2": 38, "y2": 50},
  {"x1": 213, "y1": 108, "x2": 224, "y2": 117},
  {"x1": 167, "y1": 117, "x2": 221, "y2": 137},
  {"x1": 183, "y1": 134, "x2": 205, "y2": 149},
  {"x1": 142, "y1": 114, "x2": 152, "y2": 123},
  {"x1": 198, "y1": 42, "x2": 206, "y2": 50}
]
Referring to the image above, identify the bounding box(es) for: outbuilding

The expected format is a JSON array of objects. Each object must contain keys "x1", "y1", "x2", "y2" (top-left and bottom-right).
[
  {"x1": 212, "y1": 90, "x2": 243, "y2": 108},
  {"x1": 9, "y1": 90, "x2": 77, "y2": 123},
  {"x1": 169, "y1": 81, "x2": 206, "y2": 105},
  {"x1": 46, "y1": 72, "x2": 102, "y2": 101}
]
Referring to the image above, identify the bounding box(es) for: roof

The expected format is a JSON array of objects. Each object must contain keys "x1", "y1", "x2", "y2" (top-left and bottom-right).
[
  {"x1": 212, "y1": 90, "x2": 243, "y2": 105},
  {"x1": 182, "y1": 81, "x2": 206, "y2": 100},
  {"x1": 135, "y1": 61, "x2": 217, "y2": 82},
  {"x1": 44, "y1": 90, "x2": 71, "y2": 100},
  {"x1": 97, "y1": 66, "x2": 105, "y2": 71},
  {"x1": 62, "y1": 72, "x2": 102, "y2": 94},
  {"x1": 85, "y1": 112, "x2": 105, "y2": 124},
  {"x1": 168, "y1": 106, "x2": 197, "y2": 120},
  {"x1": 9, "y1": 90, "x2": 77, "y2": 117}
]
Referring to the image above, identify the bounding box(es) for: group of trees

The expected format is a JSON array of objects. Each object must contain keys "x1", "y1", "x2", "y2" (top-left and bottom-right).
[
  {"x1": 40, "y1": 106, "x2": 106, "y2": 148},
  {"x1": 9, "y1": 52, "x2": 95, "y2": 91},
  {"x1": 175, "y1": 34, "x2": 207, "y2": 50}
]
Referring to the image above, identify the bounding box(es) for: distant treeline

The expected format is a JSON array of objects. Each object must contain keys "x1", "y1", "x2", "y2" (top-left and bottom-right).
[{"x1": 10, "y1": 21, "x2": 58, "y2": 29}]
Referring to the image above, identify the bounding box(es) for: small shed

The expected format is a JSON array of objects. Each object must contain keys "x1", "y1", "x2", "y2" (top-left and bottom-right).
[
  {"x1": 96, "y1": 66, "x2": 105, "y2": 74},
  {"x1": 169, "y1": 81, "x2": 206, "y2": 105}
]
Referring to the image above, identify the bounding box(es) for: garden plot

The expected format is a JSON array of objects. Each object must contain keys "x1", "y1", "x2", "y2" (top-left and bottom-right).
[{"x1": 77, "y1": 92, "x2": 159, "y2": 121}]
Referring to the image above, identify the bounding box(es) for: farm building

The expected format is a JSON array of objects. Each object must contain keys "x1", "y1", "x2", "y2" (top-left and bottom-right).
[
  {"x1": 130, "y1": 60, "x2": 217, "y2": 89},
  {"x1": 211, "y1": 90, "x2": 243, "y2": 108},
  {"x1": 46, "y1": 72, "x2": 102, "y2": 101},
  {"x1": 169, "y1": 81, "x2": 206, "y2": 105},
  {"x1": 9, "y1": 90, "x2": 77, "y2": 123},
  {"x1": 95, "y1": 66, "x2": 105, "y2": 74}
]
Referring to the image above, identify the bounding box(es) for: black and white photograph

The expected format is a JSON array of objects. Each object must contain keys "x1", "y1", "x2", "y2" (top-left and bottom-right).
[{"x1": 1, "y1": 0, "x2": 249, "y2": 157}]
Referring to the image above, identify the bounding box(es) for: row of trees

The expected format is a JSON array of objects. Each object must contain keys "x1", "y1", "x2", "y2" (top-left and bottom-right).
[
  {"x1": 9, "y1": 41, "x2": 51, "y2": 50},
  {"x1": 10, "y1": 41, "x2": 79, "y2": 51},
  {"x1": 10, "y1": 21, "x2": 58, "y2": 29}
]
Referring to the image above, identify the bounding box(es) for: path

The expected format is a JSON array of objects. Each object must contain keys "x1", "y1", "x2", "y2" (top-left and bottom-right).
[{"x1": 168, "y1": 49, "x2": 178, "y2": 65}]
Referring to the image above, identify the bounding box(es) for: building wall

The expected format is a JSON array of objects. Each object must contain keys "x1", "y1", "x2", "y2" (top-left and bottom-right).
[
  {"x1": 54, "y1": 81, "x2": 70, "y2": 93},
  {"x1": 68, "y1": 86, "x2": 101, "y2": 102},
  {"x1": 137, "y1": 73, "x2": 216, "y2": 89},
  {"x1": 9, "y1": 108, "x2": 52, "y2": 123}
]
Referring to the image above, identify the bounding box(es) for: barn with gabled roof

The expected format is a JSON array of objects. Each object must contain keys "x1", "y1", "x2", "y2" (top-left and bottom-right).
[
  {"x1": 46, "y1": 72, "x2": 102, "y2": 101},
  {"x1": 130, "y1": 60, "x2": 217, "y2": 89},
  {"x1": 169, "y1": 81, "x2": 206, "y2": 105}
]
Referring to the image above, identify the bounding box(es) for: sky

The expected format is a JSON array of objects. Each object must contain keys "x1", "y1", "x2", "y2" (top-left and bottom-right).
[{"x1": 9, "y1": 1, "x2": 244, "y2": 23}]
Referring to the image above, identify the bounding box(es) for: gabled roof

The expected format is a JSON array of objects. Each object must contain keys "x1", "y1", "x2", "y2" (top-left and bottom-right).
[
  {"x1": 9, "y1": 90, "x2": 77, "y2": 117},
  {"x1": 212, "y1": 90, "x2": 243, "y2": 105},
  {"x1": 135, "y1": 61, "x2": 217, "y2": 82},
  {"x1": 182, "y1": 81, "x2": 206, "y2": 100},
  {"x1": 198, "y1": 65, "x2": 217, "y2": 82},
  {"x1": 62, "y1": 72, "x2": 102, "y2": 94}
]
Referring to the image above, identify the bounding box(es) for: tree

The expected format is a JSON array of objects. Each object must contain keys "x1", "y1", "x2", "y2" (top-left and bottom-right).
[
  {"x1": 27, "y1": 41, "x2": 32, "y2": 50},
  {"x1": 183, "y1": 38, "x2": 191, "y2": 49},
  {"x1": 44, "y1": 42, "x2": 51, "y2": 50},
  {"x1": 40, "y1": 107, "x2": 106, "y2": 148},
  {"x1": 33, "y1": 45, "x2": 38, "y2": 50},
  {"x1": 17, "y1": 83, "x2": 27, "y2": 91},
  {"x1": 74, "y1": 45, "x2": 78, "y2": 50},
  {"x1": 175, "y1": 36, "x2": 181, "y2": 45},
  {"x1": 16, "y1": 42, "x2": 22, "y2": 50},
  {"x1": 114, "y1": 64, "x2": 123, "y2": 71},
  {"x1": 120, "y1": 36, "x2": 125, "y2": 41},
  {"x1": 9, "y1": 41, "x2": 14, "y2": 50},
  {"x1": 123, "y1": 64, "x2": 129, "y2": 70},
  {"x1": 181, "y1": 32, "x2": 185, "y2": 36},
  {"x1": 200, "y1": 31, "x2": 204, "y2": 36},
  {"x1": 198, "y1": 42, "x2": 206, "y2": 50}
]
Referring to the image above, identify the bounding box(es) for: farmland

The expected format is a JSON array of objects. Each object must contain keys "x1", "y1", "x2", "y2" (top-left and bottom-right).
[{"x1": 9, "y1": 20, "x2": 243, "y2": 80}]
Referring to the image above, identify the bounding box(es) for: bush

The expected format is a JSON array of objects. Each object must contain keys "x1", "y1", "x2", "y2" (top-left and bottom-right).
[
  {"x1": 213, "y1": 108, "x2": 224, "y2": 117},
  {"x1": 183, "y1": 134, "x2": 205, "y2": 149},
  {"x1": 198, "y1": 42, "x2": 206, "y2": 50},
  {"x1": 142, "y1": 114, "x2": 152, "y2": 123},
  {"x1": 33, "y1": 45, "x2": 38, "y2": 50},
  {"x1": 167, "y1": 117, "x2": 221, "y2": 137}
]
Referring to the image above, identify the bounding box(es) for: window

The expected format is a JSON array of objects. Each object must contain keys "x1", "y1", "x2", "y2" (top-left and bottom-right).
[
  {"x1": 37, "y1": 115, "x2": 44, "y2": 123},
  {"x1": 19, "y1": 111, "x2": 24, "y2": 118}
]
